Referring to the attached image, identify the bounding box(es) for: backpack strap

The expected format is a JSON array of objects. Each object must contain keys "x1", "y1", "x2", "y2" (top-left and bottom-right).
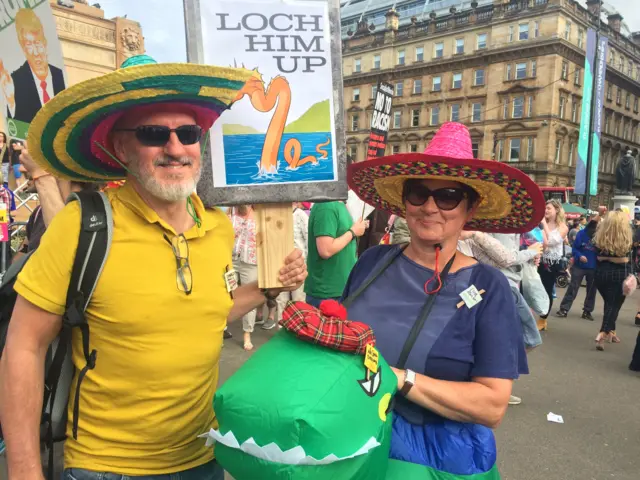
[{"x1": 43, "y1": 191, "x2": 112, "y2": 444}]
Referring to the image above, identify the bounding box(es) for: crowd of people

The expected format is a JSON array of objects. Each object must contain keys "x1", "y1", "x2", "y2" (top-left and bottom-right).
[{"x1": 0, "y1": 53, "x2": 638, "y2": 480}]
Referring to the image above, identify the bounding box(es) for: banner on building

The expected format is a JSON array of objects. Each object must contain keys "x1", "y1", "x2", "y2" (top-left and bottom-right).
[
  {"x1": 366, "y1": 82, "x2": 393, "y2": 160},
  {"x1": 0, "y1": 0, "x2": 68, "y2": 141},
  {"x1": 575, "y1": 29, "x2": 597, "y2": 195},
  {"x1": 590, "y1": 35, "x2": 608, "y2": 196}
]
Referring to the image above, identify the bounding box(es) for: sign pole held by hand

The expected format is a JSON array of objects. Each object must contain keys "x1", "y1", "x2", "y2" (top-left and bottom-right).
[{"x1": 255, "y1": 204, "x2": 294, "y2": 289}]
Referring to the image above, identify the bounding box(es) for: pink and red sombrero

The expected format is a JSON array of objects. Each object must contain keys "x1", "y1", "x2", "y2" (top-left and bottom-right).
[{"x1": 348, "y1": 122, "x2": 545, "y2": 233}]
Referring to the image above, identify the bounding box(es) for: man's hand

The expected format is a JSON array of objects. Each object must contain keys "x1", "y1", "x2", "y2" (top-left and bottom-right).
[
  {"x1": 580, "y1": 256, "x2": 588, "y2": 263},
  {"x1": 268, "y1": 249, "x2": 307, "y2": 295},
  {"x1": 18, "y1": 146, "x2": 47, "y2": 178},
  {"x1": 351, "y1": 218, "x2": 369, "y2": 237},
  {"x1": 528, "y1": 242, "x2": 543, "y2": 255}
]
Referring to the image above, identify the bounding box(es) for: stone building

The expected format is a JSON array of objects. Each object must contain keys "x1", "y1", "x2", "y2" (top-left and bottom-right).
[
  {"x1": 341, "y1": 0, "x2": 640, "y2": 207},
  {"x1": 51, "y1": 0, "x2": 145, "y2": 85}
]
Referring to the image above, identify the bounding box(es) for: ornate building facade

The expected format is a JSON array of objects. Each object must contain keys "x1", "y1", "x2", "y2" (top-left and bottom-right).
[{"x1": 341, "y1": 0, "x2": 640, "y2": 207}]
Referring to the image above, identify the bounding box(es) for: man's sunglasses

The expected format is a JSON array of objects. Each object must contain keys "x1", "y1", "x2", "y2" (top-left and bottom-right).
[
  {"x1": 114, "y1": 125, "x2": 203, "y2": 147},
  {"x1": 404, "y1": 185, "x2": 470, "y2": 211}
]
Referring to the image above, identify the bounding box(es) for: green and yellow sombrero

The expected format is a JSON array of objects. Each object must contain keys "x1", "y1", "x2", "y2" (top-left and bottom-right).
[
  {"x1": 28, "y1": 55, "x2": 257, "y2": 181},
  {"x1": 348, "y1": 122, "x2": 545, "y2": 233}
]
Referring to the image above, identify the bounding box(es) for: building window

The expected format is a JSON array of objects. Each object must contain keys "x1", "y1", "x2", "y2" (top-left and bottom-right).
[
  {"x1": 628, "y1": 62, "x2": 633, "y2": 77},
  {"x1": 393, "y1": 111, "x2": 402, "y2": 128},
  {"x1": 352, "y1": 88, "x2": 360, "y2": 102},
  {"x1": 527, "y1": 96, "x2": 534, "y2": 117},
  {"x1": 413, "y1": 79, "x2": 422, "y2": 94},
  {"x1": 371, "y1": 84, "x2": 378, "y2": 99},
  {"x1": 472, "y1": 143, "x2": 480, "y2": 159},
  {"x1": 568, "y1": 142, "x2": 575, "y2": 167},
  {"x1": 397, "y1": 50, "x2": 405, "y2": 66},
  {"x1": 561, "y1": 62, "x2": 568, "y2": 80},
  {"x1": 607, "y1": 84, "x2": 612, "y2": 101},
  {"x1": 477, "y1": 33, "x2": 487, "y2": 49},
  {"x1": 452, "y1": 72, "x2": 462, "y2": 89},
  {"x1": 516, "y1": 62, "x2": 527, "y2": 80},
  {"x1": 531, "y1": 59, "x2": 537, "y2": 77},
  {"x1": 348, "y1": 145, "x2": 357, "y2": 161},
  {"x1": 373, "y1": 54, "x2": 381, "y2": 69},
  {"x1": 571, "y1": 101, "x2": 578, "y2": 122},
  {"x1": 455, "y1": 38, "x2": 464, "y2": 55},
  {"x1": 354, "y1": 58, "x2": 361, "y2": 73},
  {"x1": 411, "y1": 109, "x2": 420, "y2": 127},
  {"x1": 508, "y1": 26, "x2": 514, "y2": 43},
  {"x1": 564, "y1": 21, "x2": 571, "y2": 40},
  {"x1": 506, "y1": 64, "x2": 513, "y2": 81},
  {"x1": 513, "y1": 96, "x2": 525, "y2": 118},
  {"x1": 610, "y1": 51, "x2": 615, "y2": 65},
  {"x1": 496, "y1": 139, "x2": 504, "y2": 161},
  {"x1": 578, "y1": 28, "x2": 584, "y2": 48},
  {"x1": 626, "y1": 93, "x2": 631, "y2": 109},
  {"x1": 474, "y1": 69, "x2": 485, "y2": 86},
  {"x1": 410, "y1": 144, "x2": 418, "y2": 153},
  {"x1": 351, "y1": 114, "x2": 359, "y2": 131},
  {"x1": 635, "y1": 97, "x2": 639, "y2": 113},
  {"x1": 614, "y1": 117, "x2": 620, "y2": 136},
  {"x1": 527, "y1": 137, "x2": 536, "y2": 161},
  {"x1": 434, "y1": 42, "x2": 444, "y2": 58},
  {"x1": 559, "y1": 96, "x2": 566, "y2": 118},
  {"x1": 572, "y1": 71, "x2": 582, "y2": 90},
  {"x1": 604, "y1": 114, "x2": 610, "y2": 134},
  {"x1": 432, "y1": 76, "x2": 442, "y2": 92},
  {"x1": 503, "y1": 100, "x2": 509, "y2": 119},
  {"x1": 519, "y1": 23, "x2": 529, "y2": 41},
  {"x1": 472, "y1": 103, "x2": 482, "y2": 123},
  {"x1": 431, "y1": 106, "x2": 440, "y2": 125},
  {"x1": 534, "y1": 21, "x2": 540, "y2": 38},
  {"x1": 450, "y1": 104, "x2": 460, "y2": 122},
  {"x1": 416, "y1": 46, "x2": 424, "y2": 62},
  {"x1": 392, "y1": 145, "x2": 400, "y2": 154},
  {"x1": 395, "y1": 81, "x2": 404, "y2": 97},
  {"x1": 619, "y1": 57, "x2": 624, "y2": 71},
  {"x1": 555, "y1": 139, "x2": 562, "y2": 164},
  {"x1": 509, "y1": 138, "x2": 521, "y2": 162},
  {"x1": 616, "y1": 87, "x2": 622, "y2": 105}
]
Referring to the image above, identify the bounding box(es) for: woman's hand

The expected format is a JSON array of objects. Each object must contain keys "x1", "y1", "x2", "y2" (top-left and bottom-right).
[{"x1": 390, "y1": 367, "x2": 404, "y2": 391}]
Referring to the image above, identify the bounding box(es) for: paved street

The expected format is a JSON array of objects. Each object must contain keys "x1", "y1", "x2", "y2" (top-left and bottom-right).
[{"x1": 2, "y1": 289, "x2": 639, "y2": 480}]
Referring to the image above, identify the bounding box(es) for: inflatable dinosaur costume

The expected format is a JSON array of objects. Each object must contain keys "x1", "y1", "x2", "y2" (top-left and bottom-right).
[{"x1": 201, "y1": 300, "x2": 396, "y2": 479}]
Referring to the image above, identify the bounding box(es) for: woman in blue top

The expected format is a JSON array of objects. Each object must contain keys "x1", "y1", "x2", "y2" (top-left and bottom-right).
[{"x1": 345, "y1": 122, "x2": 546, "y2": 479}]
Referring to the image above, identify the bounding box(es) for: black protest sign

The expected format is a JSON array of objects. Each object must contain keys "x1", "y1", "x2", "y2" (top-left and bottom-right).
[{"x1": 366, "y1": 82, "x2": 393, "y2": 160}]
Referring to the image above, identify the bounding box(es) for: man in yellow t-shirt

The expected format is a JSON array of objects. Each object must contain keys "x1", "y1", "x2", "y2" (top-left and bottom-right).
[{"x1": 0, "y1": 57, "x2": 307, "y2": 480}]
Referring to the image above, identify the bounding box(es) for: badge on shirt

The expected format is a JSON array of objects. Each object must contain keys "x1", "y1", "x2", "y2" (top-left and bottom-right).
[
  {"x1": 224, "y1": 269, "x2": 238, "y2": 293},
  {"x1": 364, "y1": 344, "x2": 379, "y2": 374},
  {"x1": 459, "y1": 285, "x2": 483, "y2": 309}
]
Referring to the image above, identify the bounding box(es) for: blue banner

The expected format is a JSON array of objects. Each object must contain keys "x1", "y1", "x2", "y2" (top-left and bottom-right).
[
  {"x1": 575, "y1": 29, "x2": 597, "y2": 195},
  {"x1": 590, "y1": 35, "x2": 608, "y2": 196}
]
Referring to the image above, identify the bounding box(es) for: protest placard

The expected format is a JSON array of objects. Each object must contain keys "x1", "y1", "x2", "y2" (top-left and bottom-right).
[
  {"x1": 366, "y1": 82, "x2": 393, "y2": 160},
  {"x1": 0, "y1": 0, "x2": 68, "y2": 141}
]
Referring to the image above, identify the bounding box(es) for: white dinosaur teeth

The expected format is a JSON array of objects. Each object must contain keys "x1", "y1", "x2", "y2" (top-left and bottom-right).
[{"x1": 198, "y1": 429, "x2": 381, "y2": 466}]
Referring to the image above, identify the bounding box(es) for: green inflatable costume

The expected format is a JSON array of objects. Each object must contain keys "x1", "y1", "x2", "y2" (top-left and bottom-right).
[{"x1": 201, "y1": 300, "x2": 397, "y2": 479}]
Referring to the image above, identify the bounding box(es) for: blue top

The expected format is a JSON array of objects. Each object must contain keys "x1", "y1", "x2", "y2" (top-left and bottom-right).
[
  {"x1": 572, "y1": 229, "x2": 597, "y2": 269},
  {"x1": 343, "y1": 245, "x2": 528, "y2": 424}
]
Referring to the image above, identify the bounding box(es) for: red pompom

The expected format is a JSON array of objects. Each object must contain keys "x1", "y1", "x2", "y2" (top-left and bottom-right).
[{"x1": 319, "y1": 299, "x2": 347, "y2": 320}]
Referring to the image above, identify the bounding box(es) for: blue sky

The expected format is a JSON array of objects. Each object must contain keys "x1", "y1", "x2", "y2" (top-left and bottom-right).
[{"x1": 95, "y1": 0, "x2": 638, "y2": 66}]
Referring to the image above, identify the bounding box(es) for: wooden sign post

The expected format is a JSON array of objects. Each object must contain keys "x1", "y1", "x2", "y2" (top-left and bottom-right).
[{"x1": 184, "y1": 0, "x2": 347, "y2": 288}]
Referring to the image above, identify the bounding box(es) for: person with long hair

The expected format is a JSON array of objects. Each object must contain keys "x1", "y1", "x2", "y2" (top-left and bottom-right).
[
  {"x1": 593, "y1": 211, "x2": 634, "y2": 350},
  {"x1": 536, "y1": 200, "x2": 569, "y2": 331},
  {"x1": 0, "y1": 132, "x2": 9, "y2": 185}
]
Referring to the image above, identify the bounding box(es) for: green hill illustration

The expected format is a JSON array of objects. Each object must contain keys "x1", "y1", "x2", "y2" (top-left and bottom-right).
[
  {"x1": 285, "y1": 99, "x2": 331, "y2": 133},
  {"x1": 223, "y1": 124, "x2": 261, "y2": 135}
]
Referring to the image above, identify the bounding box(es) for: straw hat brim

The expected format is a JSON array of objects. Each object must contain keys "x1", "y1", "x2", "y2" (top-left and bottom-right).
[
  {"x1": 28, "y1": 63, "x2": 257, "y2": 181},
  {"x1": 348, "y1": 153, "x2": 545, "y2": 233}
]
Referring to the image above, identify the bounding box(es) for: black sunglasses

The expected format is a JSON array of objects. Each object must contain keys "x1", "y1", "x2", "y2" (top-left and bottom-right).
[
  {"x1": 404, "y1": 185, "x2": 470, "y2": 211},
  {"x1": 114, "y1": 125, "x2": 203, "y2": 147}
]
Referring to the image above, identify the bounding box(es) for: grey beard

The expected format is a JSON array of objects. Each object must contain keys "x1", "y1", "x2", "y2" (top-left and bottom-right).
[{"x1": 129, "y1": 155, "x2": 201, "y2": 202}]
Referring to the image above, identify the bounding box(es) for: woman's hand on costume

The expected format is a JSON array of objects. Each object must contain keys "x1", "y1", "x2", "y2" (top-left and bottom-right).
[
  {"x1": 459, "y1": 231, "x2": 477, "y2": 241},
  {"x1": 390, "y1": 367, "x2": 404, "y2": 391},
  {"x1": 528, "y1": 242, "x2": 543, "y2": 255}
]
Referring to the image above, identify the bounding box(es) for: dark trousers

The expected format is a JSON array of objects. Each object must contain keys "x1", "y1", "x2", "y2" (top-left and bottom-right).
[
  {"x1": 630, "y1": 332, "x2": 640, "y2": 371},
  {"x1": 559, "y1": 265, "x2": 597, "y2": 313},
  {"x1": 595, "y1": 267, "x2": 628, "y2": 333},
  {"x1": 537, "y1": 265, "x2": 558, "y2": 319}
]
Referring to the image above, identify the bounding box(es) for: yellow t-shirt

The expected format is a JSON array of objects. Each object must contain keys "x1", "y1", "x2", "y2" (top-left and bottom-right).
[{"x1": 14, "y1": 184, "x2": 234, "y2": 475}]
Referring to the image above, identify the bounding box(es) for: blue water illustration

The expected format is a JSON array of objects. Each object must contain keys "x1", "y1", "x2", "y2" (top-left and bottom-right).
[{"x1": 223, "y1": 132, "x2": 335, "y2": 185}]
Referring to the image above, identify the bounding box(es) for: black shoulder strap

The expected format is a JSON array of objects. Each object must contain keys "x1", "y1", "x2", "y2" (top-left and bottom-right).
[
  {"x1": 342, "y1": 244, "x2": 408, "y2": 309},
  {"x1": 43, "y1": 191, "x2": 112, "y2": 444}
]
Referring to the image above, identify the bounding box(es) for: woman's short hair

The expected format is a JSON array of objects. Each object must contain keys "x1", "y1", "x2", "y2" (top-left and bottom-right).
[
  {"x1": 594, "y1": 210, "x2": 633, "y2": 257},
  {"x1": 402, "y1": 179, "x2": 479, "y2": 211},
  {"x1": 546, "y1": 199, "x2": 566, "y2": 225}
]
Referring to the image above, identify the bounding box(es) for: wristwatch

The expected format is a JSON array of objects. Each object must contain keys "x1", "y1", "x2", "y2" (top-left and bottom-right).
[{"x1": 400, "y1": 369, "x2": 416, "y2": 396}]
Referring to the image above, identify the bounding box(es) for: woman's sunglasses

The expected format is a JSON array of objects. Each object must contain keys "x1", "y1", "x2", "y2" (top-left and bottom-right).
[
  {"x1": 114, "y1": 124, "x2": 203, "y2": 147},
  {"x1": 404, "y1": 185, "x2": 470, "y2": 211}
]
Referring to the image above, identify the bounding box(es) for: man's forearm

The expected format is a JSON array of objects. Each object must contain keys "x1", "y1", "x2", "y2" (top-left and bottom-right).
[
  {"x1": 320, "y1": 232, "x2": 354, "y2": 259},
  {"x1": 228, "y1": 282, "x2": 265, "y2": 323},
  {"x1": 33, "y1": 175, "x2": 65, "y2": 227},
  {"x1": 0, "y1": 348, "x2": 46, "y2": 479}
]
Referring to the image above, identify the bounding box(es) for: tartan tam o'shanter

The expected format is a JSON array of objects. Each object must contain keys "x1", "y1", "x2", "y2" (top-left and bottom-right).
[{"x1": 281, "y1": 300, "x2": 375, "y2": 355}]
